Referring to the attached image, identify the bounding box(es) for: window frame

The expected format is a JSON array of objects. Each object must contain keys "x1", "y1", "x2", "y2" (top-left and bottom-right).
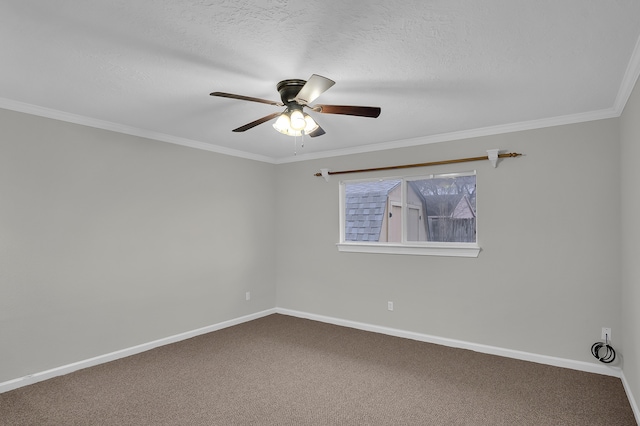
[{"x1": 337, "y1": 171, "x2": 480, "y2": 257}]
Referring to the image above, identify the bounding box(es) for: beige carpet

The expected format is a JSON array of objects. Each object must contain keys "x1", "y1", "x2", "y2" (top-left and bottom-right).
[{"x1": 0, "y1": 314, "x2": 636, "y2": 425}]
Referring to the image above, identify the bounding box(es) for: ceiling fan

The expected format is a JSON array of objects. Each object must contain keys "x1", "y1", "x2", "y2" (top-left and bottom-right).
[{"x1": 210, "y1": 74, "x2": 381, "y2": 138}]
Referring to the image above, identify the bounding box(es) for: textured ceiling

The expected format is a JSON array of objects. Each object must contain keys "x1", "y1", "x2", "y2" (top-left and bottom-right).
[{"x1": 1, "y1": 1, "x2": 639, "y2": 163}]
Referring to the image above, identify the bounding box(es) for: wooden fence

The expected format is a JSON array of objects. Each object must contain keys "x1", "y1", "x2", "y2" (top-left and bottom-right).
[{"x1": 427, "y1": 217, "x2": 476, "y2": 242}]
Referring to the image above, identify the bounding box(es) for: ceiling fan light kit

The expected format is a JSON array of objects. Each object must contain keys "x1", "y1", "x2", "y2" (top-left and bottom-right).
[
  {"x1": 272, "y1": 110, "x2": 319, "y2": 136},
  {"x1": 289, "y1": 109, "x2": 306, "y2": 130},
  {"x1": 210, "y1": 74, "x2": 381, "y2": 140}
]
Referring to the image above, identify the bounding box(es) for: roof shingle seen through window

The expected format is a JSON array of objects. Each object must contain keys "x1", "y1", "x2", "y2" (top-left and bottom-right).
[{"x1": 344, "y1": 180, "x2": 400, "y2": 242}]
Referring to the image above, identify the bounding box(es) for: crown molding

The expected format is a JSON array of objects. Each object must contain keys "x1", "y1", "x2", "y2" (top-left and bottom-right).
[
  {"x1": 4, "y1": 29, "x2": 640, "y2": 169},
  {"x1": 276, "y1": 33, "x2": 640, "y2": 164},
  {"x1": 0, "y1": 98, "x2": 277, "y2": 164},
  {"x1": 0, "y1": 96, "x2": 622, "y2": 166},
  {"x1": 614, "y1": 33, "x2": 640, "y2": 114},
  {"x1": 274, "y1": 107, "x2": 620, "y2": 164}
]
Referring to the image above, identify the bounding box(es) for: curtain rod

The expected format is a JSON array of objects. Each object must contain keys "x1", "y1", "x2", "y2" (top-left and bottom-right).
[{"x1": 314, "y1": 150, "x2": 522, "y2": 180}]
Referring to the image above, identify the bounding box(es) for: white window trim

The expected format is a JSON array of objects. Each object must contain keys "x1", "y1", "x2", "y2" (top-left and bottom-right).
[
  {"x1": 338, "y1": 171, "x2": 480, "y2": 258},
  {"x1": 336, "y1": 242, "x2": 480, "y2": 257}
]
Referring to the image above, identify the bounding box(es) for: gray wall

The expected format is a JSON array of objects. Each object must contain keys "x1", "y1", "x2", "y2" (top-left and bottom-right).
[
  {"x1": 1, "y1": 97, "x2": 633, "y2": 405},
  {"x1": 0, "y1": 108, "x2": 277, "y2": 383},
  {"x1": 276, "y1": 118, "x2": 622, "y2": 365},
  {"x1": 621, "y1": 76, "x2": 640, "y2": 410}
]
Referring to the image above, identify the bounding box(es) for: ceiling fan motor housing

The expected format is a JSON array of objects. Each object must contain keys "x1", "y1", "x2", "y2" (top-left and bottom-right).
[{"x1": 277, "y1": 79, "x2": 306, "y2": 109}]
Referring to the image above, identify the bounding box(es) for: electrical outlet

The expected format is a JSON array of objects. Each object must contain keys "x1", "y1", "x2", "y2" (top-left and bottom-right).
[
  {"x1": 387, "y1": 301, "x2": 394, "y2": 311},
  {"x1": 245, "y1": 291, "x2": 251, "y2": 301},
  {"x1": 602, "y1": 327, "x2": 611, "y2": 340}
]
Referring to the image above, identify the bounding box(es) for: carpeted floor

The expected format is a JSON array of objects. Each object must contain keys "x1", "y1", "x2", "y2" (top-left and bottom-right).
[{"x1": 0, "y1": 314, "x2": 636, "y2": 425}]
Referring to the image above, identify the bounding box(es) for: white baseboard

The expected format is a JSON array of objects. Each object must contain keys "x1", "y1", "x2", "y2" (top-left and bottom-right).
[
  {"x1": 621, "y1": 371, "x2": 640, "y2": 425},
  {"x1": 3, "y1": 305, "x2": 637, "y2": 424},
  {"x1": 0, "y1": 308, "x2": 276, "y2": 394},
  {"x1": 277, "y1": 308, "x2": 640, "y2": 421},
  {"x1": 275, "y1": 308, "x2": 623, "y2": 378}
]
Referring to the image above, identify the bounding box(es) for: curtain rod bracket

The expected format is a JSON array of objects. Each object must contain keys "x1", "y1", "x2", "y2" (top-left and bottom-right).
[
  {"x1": 320, "y1": 168, "x2": 330, "y2": 182},
  {"x1": 487, "y1": 149, "x2": 500, "y2": 168}
]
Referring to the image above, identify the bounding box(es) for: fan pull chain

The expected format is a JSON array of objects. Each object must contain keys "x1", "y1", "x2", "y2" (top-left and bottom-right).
[{"x1": 293, "y1": 132, "x2": 306, "y2": 156}]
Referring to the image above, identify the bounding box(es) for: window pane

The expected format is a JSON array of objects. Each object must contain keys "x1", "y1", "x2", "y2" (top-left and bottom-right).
[
  {"x1": 407, "y1": 175, "x2": 476, "y2": 242},
  {"x1": 344, "y1": 180, "x2": 401, "y2": 242}
]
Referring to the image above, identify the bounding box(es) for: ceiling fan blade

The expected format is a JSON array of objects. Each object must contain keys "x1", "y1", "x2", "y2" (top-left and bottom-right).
[
  {"x1": 309, "y1": 126, "x2": 326, "y2": 138},
  {"x1": 294, "y1": 74, "x2": 335, "y2": 105},
  {"x1": 232, "y1": 112, "x2": 283, "y2": 132},
  {"x1": 210, "y1": 92, "x2": 283, "y2": 106},
  {"x1": 312, "y1": 104, "x2": 381, "y2": 118}
]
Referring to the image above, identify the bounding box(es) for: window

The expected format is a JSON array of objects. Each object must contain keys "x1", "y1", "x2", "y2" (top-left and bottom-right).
[{"x1": 338, "y1": 171, "x2": 480, "y2": 257}]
